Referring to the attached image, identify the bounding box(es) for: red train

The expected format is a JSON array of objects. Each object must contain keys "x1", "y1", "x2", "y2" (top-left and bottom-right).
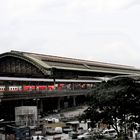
[
  {"x1": 0, "y1": 84, "x2": 63, "y2": 92},
  {"x1": 0, "y1": 78, "x2": 100, "y2": 92}
]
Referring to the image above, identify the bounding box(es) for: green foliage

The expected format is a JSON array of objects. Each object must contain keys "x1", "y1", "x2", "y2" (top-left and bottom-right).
[{"x1": 81, "y1": 77, "x2": 140, "y2": 136}]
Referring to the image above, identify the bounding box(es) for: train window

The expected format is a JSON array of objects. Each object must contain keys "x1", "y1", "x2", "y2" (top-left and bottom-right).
[{"x1": 0, "y1": 87, "x2": 4, "y2": 91}]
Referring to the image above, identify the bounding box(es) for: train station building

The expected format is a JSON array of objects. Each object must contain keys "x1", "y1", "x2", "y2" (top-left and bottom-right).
[{"x1": 0, "y1": 50, "x2": 140, "y2": 121}]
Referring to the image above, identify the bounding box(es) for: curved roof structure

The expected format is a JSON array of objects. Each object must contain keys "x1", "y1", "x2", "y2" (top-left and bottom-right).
[{"x1": 0, "y1": 50, "x2": 140, "y2": 79}]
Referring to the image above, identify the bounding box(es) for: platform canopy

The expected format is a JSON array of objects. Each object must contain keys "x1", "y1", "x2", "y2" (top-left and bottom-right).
[{"x1": 0, "y1": 50, "x2": 140, "y2": 79}]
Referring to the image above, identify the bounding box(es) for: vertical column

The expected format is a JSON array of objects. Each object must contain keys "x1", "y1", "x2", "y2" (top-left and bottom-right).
[
  {"x1": 57, "y1": 97, "x2": 63, "y2": 110},
  {"x1": 57, "y1": 97, "x2": 61, "y2": 110},
  {"x1": 34, "y1": 98, "x2": 40, "y2": 115},
  {"x1": 40, "y1": 99, "x2": 43, "y2": 113},
  {"x1": 73, "y1": 96, "x2": 76, "y2": 107}
]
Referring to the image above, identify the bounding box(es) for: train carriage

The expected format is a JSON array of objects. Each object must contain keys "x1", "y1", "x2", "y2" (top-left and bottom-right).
[
  {"x1": 0, "y1": 77, "x2": 101, "y2": 92},
  {"x1": 8, "y1": 86, "x2": 22, "y2": 91},
  {"x1": 0, "y1": 86, "x2": 5, "y2": 92}
]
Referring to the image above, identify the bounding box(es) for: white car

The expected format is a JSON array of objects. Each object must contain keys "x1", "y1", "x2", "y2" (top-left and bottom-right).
[
  {"x1": 102, "y1": 129, "x2": 117, "y2": 138},
  {"x1": 77, "y1": 132, "x2": 92, "y2": 140},
  {"x1": 31, "y1": 135, "x2": 45, "y2": 140}
]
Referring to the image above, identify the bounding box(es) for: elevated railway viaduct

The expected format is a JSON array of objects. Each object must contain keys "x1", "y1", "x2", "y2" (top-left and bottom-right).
[{"x1": 0, "y1": 50, "x2": 140, "y2": 120}]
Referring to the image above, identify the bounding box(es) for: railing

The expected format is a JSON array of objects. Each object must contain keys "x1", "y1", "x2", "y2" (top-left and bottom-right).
[{"x1": 0, "y1": 89, "x2": 93, "y2": 101}]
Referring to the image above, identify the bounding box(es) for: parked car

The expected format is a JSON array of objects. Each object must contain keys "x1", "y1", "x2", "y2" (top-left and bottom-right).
[
  {"x1": 62, "y1": 126, "x2": 73, "y2": 134},
  {"x1": 31, "y1": 135, "x2": 45, "y2": 140},
  {"x1": 102, "y1": 128, "x2": 117, "y2": 139},
  {"x1": 55, "y1": 127, "x2": 63, "y2": 134},
  {"x1": 77, "y1": 132, "x2": 93, "y2": 140}
]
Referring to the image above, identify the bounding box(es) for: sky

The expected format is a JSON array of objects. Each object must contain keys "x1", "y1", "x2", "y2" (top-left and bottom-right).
[{"x1": 0, "y1": 0, "x2": 140, "y2": 68}]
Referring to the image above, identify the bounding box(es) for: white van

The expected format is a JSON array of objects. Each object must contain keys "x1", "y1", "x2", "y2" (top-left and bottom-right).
[
  {"x1": 55, "y1": 127, "x2": 63, "y2": 134},
  {"x1": 102, "y1": 129, "x2": 117, "y2": 138}
]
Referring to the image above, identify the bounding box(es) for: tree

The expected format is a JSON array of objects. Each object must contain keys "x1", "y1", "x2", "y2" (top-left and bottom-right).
[{"x1": 80, "y1": 77, "x2": 140, "y2": 138}]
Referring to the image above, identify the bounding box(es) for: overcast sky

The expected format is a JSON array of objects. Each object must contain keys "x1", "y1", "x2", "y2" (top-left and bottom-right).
[{"x1": 0, "y1": 0, "x2": 140, "y2": 68}]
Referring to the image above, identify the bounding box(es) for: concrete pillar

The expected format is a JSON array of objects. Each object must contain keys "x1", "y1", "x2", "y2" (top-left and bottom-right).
[
  {"x1": 73, "y1": 96, "x2": 76, "y2": 106},
  {"x1": 40, "y1": 99, "x2": 43, "y2": 113},
  {"x1": 33, "y1": 98, "x2": 40, "y2": 114},
  {"x1": 57, "y1": 97, "x2": 61, "y2": 110}
]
